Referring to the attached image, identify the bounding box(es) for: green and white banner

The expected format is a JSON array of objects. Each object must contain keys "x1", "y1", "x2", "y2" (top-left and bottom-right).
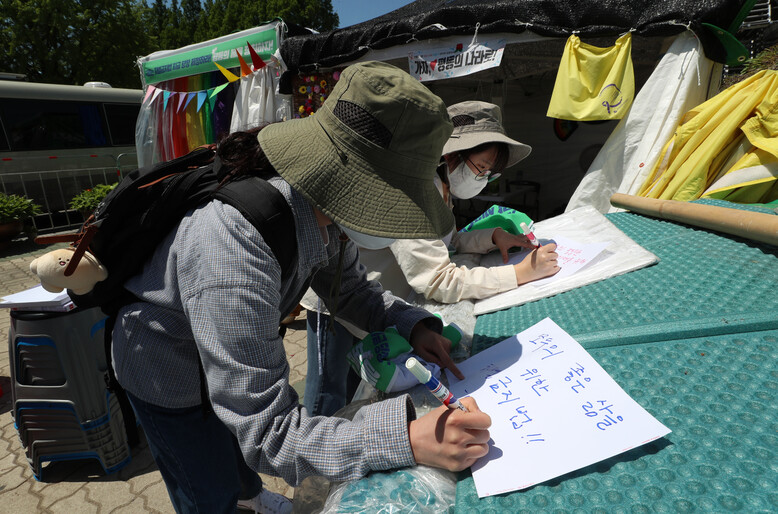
[{"x1": 138, "y1": 22, "x2": 280, "y2": 85}]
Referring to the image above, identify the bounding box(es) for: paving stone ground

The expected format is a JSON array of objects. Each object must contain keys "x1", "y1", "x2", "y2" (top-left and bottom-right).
[{"x1": 0, "y1": 238, "x2": 308, "y2": 513}]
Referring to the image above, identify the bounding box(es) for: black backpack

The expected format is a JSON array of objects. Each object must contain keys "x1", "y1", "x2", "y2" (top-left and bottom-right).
[
  {"x1": 41, "y1": 146, "x2": 296, "y2": 312},
  {"x1": 36, "y1": 146, "x2": 298, "y2": 442}
]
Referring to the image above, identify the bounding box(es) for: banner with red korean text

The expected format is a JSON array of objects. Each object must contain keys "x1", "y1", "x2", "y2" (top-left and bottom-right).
[{"x1": 408, "y1": 38, "x2": 505, "y2": 82}]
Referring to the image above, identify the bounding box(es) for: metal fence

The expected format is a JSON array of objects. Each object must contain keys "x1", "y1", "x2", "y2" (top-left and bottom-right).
[{"x1": 0, "y1": 162, "x2": 137, "y2": 233}]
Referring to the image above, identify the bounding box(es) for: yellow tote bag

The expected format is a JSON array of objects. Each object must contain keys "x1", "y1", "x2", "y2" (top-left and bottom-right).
[{"x1": 547, "y1": 33, "x2": 635, "y2": 121}]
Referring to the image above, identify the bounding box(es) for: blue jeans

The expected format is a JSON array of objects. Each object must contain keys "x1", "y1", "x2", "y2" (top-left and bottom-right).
[
  {"x1": 304, "y1": 313, "x2": 360, "y2": 417},
  {"x1": 126, "y1": 392, "x2": 262, "y2": 514}
]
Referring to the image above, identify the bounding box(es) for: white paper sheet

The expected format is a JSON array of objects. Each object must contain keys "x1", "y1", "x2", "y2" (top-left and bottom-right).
[
  {"x1": 473, "y1": 206, "x2": 658, "y2": 315},
  {"x1": 0, "y1": 284, "x2": 74, "y2": 310},
  {"x1": 446, "y1": 318, "x2": 671, "y2": 498},
  {"x1": 480, "y1": 235, "x2": 611, "y2": 287}
]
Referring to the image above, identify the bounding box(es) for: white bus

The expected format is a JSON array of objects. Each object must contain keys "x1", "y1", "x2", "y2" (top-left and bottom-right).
[{"x1": 0, "y1": 79, "x2": 142, "y2": 231}]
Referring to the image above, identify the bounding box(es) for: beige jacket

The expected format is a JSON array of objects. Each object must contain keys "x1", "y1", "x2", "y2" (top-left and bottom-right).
[
  {"x1": 300, "y1": 225, "x2": 518, "y2": 316},
  {"x1": 356, "y1": 227, "x2": 518, "y2": 304}
]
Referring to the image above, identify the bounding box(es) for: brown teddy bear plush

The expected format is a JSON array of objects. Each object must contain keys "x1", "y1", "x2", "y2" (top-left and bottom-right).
[{"x1": 30, "y1": 248, "x2": 108, "y2": 295}]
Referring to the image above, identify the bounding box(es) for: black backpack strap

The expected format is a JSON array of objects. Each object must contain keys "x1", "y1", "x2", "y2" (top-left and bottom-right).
[
  {"x1": 213, "y1": 177, "x2": 297, "y2": 280},
  {"x1": 201, "y1": 177, "x2": 296, "y2": 417},
  {"x1": 103, "y1": 313, "x2": 140, "y2": 447},
  {"x1": 197, "y1": 357, "x2": 212, "y2": 419}
]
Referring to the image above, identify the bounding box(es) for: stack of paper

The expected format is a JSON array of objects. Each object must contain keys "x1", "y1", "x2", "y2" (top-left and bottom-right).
[{"x1": 0, "y1": 285, "x2": 75, "y2": 312}]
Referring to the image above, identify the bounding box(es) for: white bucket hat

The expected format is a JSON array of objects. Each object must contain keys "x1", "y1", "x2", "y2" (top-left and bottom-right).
[{"x1": 442, "y1": 101, "x2": 531, "y2": 169}]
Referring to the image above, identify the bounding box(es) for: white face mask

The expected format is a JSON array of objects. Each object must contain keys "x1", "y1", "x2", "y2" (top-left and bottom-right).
[
  {"x1": 448, "y1": 161, "x2": 487, "y2": 199},
  {"x1": 339, "y1": 225, "x2": 396, "y2": 250}
]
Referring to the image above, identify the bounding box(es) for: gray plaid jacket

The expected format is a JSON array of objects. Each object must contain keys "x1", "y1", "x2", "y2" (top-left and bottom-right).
[{"x1": 112, "y1": 177, "x2": 433, "y2": 485}]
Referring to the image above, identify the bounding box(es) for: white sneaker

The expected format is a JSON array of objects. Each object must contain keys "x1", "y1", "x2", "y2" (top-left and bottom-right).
[{"x1": 237, "y1": 489, "x2": 293, "y2": 514}]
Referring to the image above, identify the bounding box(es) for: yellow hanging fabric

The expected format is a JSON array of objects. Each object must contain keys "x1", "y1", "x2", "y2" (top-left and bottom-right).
[
  {"x1": 547, "y1": 33, "x2": 634, "y2": 121},
  {"x1": 638, "y1": 70, "x2": 778, "y2": 203},
  {"x1": 702, "y1": 149, "x2": 778, "y2": 203}
]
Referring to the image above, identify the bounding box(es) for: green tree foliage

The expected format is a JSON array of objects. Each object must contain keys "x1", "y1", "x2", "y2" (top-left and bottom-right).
[
  {"x1": 0, "y1": 0, "x2": 338, "y2": 89},
  {"x1": 0, "y1": 0, "x2": 152, "y2": 88},
  {"x1": 161, "y1": 0, "x2": 184, "y2": 50},
  {"x1": 216, "y1": 0, "x2": 338, "y2": 34}
]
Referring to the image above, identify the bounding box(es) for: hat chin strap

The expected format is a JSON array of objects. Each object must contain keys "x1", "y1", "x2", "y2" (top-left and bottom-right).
[{"x1": 327, "y1": 231, "x2": 349, "y2": 335}]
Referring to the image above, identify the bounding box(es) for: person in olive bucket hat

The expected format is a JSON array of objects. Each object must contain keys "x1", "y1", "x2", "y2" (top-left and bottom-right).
[
  {"x1": 302, "y1": 100, "x2": 560, "y2": 420},
  {"x1": 111, "y1": 60, "x2": 492, "y2": 513}
]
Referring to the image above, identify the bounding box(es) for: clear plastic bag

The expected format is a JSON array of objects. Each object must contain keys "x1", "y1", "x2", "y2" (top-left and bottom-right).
[
  {"x1": 318, "y1": 391, "x2": 458, "y2": 513},
  {"x1": 134, "y1": 90, "x2": 158, "y2": 169},
  {"x1": 320, "y1": 465, "x2": 457, "y2": 514}
]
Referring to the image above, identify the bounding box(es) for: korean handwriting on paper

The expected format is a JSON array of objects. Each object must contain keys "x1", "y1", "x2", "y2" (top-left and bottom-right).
[
  {"x1": 446, "y1": 318, "x2": 672, "y2": 498},
  {"x1": 582, "y1": 400, "x2": 624, "y2": 430},
  {"x1": 485, "y1": 373, "x2": 539, "y2": 440},
  {"x1": 489, "y1": 376, "x2": 522, "y2": 404},
  {"x1": 486, "y1": 375, "x2": 547, "y2": 442},
  {"x1": 553, "y1": 241, "x2": 589, "y2": 267},
  {"x1": 529, "y1": 333, "x2": 564, "y2": 360},
  {"x1": 522, "y1": 368, "x2": 549, "y2": 396},
  {"x1": 565, "y1": 362, "x2": 592, "y2": 393},
  {"x1": 481, "y1": 334, "x2": 629, "y2": 440}
]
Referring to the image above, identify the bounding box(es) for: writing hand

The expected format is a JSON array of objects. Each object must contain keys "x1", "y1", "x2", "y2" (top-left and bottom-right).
[
  {"x1": 513, "y1": 243, "x2": 560, "y2": 285},
  {"x1": 409, "y1": 320, "x2": 464, "y2": 380},
  {"x1": 492, "y1": 227, "x2": 534, "y2": 263},
  {"x1": 409, "y1": 397, "x2": 491, "y2": 471}
]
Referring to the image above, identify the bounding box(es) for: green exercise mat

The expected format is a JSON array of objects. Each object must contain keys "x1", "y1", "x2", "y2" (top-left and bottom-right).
[
  {"x1": 456, "y1": 329, "x2": 778, "y2": 512},
  {"x1": 473, "y1": 206, "x2": 778, "y2": 354}
]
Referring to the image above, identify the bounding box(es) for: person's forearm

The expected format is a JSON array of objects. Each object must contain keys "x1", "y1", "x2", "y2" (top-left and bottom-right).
[
  {"x1": 419, "y1": 263, "x2": 517, "y2": 303},
  {"x1": 453, "y1": 228, "x2": 498, "y2": 254}
]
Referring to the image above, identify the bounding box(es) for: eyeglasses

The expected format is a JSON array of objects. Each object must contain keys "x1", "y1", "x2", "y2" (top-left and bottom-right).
[{"x1": 465, "y1": 155, "x2": 502, "y2": 182}]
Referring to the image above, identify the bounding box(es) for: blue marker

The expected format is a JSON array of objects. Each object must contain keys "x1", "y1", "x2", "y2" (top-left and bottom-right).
[{"x1": 406, "y1": 357, "x2": 468, "y2": 412}]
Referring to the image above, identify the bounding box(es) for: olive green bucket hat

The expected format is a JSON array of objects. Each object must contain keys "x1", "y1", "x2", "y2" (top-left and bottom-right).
[{"x1": 258, "y1": 61, "x2": 454, "y2": 238}]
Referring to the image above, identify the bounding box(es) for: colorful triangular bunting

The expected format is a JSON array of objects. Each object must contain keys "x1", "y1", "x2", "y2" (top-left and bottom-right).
[
  {"x1": 151, "y1": 87, "x2": 163, "y2": 104},
  {"x1": 246, "y1": 41, "x2": 266, "y2": 70},
  {"x1": 236, "y1": 52, "x2": 252, "y2": 77},
  {"x1": 215, "y1": 62, "x2": 240, "y2": 83},
  {"x1": 177, "y1": 92, "x2": 188, "y2": 112},
  {"x1": 144, "y1": 85, "x2": 157, "y2": 103},
  {"x1": 183, "y1": 92, "x2": 196, "y2": 111},
  {"x1": 210, "y1": 83, "x2": 230, "y2": 98},
  {"x1": 207, "y1": 88, "x2": 218, "y2": 114}
]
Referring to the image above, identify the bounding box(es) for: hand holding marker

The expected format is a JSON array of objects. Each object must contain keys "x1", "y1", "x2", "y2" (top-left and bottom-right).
[
  {"x1": 520, "y1": 221, "x2": 541, "y2": 248},
  {"x1": 406, "y1": 357, "x2": 469, "y2": 412}
]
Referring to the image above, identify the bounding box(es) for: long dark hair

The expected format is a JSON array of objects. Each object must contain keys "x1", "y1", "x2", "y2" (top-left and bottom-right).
[{"x1": 215, "y1": 125, "x2": 278, "y2": 186}]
